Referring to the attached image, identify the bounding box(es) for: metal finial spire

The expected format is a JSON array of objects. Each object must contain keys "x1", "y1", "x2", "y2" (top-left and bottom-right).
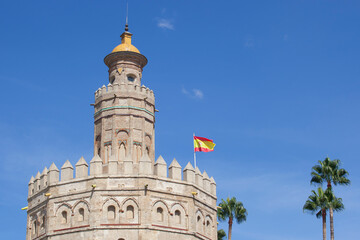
[{"x1": 125, "y1": 1, "x2": 129, "y2": 32}]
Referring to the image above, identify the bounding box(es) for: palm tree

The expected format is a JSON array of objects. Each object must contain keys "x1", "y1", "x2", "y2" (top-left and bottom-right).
[
  {"x1": 218, "y1": 229, "x2": 226, "y2": 240},
  {"x1": 310, "y1": 157, "x2": 350, "y2": 189},
  {"x1": 303, "y1": 187, "x2": 329, "y2": 240},
  {"x1": 310, "y1": 157, "x2": 350, "y2": 240},
  {"x1": 217, "y1": 197, "x2": 247, "y2": 240},
  {"x1": 325, "y1": 189, "x2": 345, "y2": 240}
]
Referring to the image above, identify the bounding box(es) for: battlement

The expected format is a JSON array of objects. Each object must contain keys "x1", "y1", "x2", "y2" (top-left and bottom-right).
[
  {"x1": 28, "y1": 154, "x2": 216, "y2": 200},
  {"x1": 94, "y1": 82, "x2": 155, "y2": 101}
]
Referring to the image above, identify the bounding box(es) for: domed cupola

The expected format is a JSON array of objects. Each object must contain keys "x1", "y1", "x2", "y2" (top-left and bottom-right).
[{"x1": 104, "y1": 23, "x2": 147, "y2": 85}]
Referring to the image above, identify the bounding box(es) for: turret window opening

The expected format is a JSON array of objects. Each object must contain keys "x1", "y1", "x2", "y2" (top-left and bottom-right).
[
  {"x1": 175, "y1": 210, "x2": 181, "y2": 224},
  {"x1": 157, "y1": 207, "x2": 164, "y2": 222},
  {"x1": 206, "y1": 220, "x2": 211, "y2": 236},
  {"x1": 96, "y1": 135, "x2": 101, "y2": 158},
  {"x1": 32, "y1": 220, "x2": 37, "y2": 235},
  {"x1": 41, "y1": 216, "x2": 45, "y2": 230},
  {"x1": 196, "y1": 215, "x2": 202, "y2": 232},
  {"x1": 110, "y1": 75, "x2": 115, "y2": 84},
  {"x1": 126, "y1": 205, "x2": 134, "y2": 219},
  {"x1": 118, "y1": 142, "x2": 126, "y2": 161},
  {"x1": 127, "y1": 75, "x2": 135, "y2": 82},
  {"x1": 78, "y1": 208, "x2": 85, "y2": 222},
  {"x1": 61, "y1": 211, "x2": 67, "y2": 224},
  {"x1": 108, "y1": 205, "x2": 116, "y2": 220}
]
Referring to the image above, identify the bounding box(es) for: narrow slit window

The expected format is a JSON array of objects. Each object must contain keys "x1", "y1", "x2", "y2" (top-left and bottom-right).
[
  {"x1": 61, "y1": 211, "x2": 67, "y2": 224},
  {"x1": 78, "y1": 208, "x2": 85, "y2": 222},
  {"x1": 108, "y1": 205, "x2": 116, "y2": 220},
  {"x1": 126, "y1": 205, "x2": 134, "y2": 219},
  {"x1": 157, "y1": 207, "x2": 164, "y2": 222}
]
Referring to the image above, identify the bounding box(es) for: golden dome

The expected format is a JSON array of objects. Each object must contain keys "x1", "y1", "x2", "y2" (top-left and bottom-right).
[{"x1": 111, "y1": 31, "x2": 140, "y2": 54}]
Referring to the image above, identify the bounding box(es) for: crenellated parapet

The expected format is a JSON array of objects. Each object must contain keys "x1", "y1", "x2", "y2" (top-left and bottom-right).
[
  {"x1": 94, "y1": 82, "x2": 155, "y2": 103},
  {"x1": 27, "y1": 154, "x2": 217, "y2": 240},
  {"x1": 28, "y1": 154, "x2": 216, "y2": 200}
]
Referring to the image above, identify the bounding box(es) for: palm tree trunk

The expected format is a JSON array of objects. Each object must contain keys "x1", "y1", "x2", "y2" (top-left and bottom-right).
[
  {"x1": 330, "y1": 207, "x2": 334, "y2": 240},
  {"x1": 327, "y1": 181, "x2": 334, "y2": 240},
  {"x1": 228, "y1": 217, "x2": 233, "y2": 240},
  {"x1": 322, "y1": 209, "x2": 327, "y2": 240}
]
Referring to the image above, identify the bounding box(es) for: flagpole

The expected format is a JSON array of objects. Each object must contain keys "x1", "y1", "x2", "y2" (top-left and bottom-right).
[{"x1": 193, "y1": 133, "x2": 197, "y2": 169}]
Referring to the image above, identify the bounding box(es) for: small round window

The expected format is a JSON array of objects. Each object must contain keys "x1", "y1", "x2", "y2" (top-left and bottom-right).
[{"x1": 127, "y1": 75, "x2": 135, "y2": 82}]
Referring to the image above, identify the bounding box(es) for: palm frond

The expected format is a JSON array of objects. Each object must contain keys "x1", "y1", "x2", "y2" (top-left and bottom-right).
[{"x1": 217, "y1": 197, "x2": 247, "y2": 225}]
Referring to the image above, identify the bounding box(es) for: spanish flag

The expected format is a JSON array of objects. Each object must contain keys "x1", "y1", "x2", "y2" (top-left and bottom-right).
[{"x1": 194, "y1": 136, "x2": 216, "y2": 152}]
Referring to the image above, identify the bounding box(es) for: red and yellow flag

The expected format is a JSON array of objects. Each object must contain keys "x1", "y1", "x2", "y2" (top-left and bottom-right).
[{"x1": 194, "y1": 136, "x2": 216, "y2": 152}]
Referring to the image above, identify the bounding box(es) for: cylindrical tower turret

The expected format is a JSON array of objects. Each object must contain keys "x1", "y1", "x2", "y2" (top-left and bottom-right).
[{"x1": 93, "y1": 28, "x2": 155, "y2": 167}]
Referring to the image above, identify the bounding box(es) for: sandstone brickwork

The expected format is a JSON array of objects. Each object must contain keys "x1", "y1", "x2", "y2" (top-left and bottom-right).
[{"x1": 26, "y1": 29, "x2": 218, "y2": 240}]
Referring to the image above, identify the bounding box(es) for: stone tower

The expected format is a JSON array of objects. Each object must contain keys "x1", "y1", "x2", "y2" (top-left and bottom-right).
[
  {"x1": 26, "y1": 25, "x2": 218, "y2": 240},
  {"x1": 94, "y1": 26, "x2": 155, "y2": 166}
]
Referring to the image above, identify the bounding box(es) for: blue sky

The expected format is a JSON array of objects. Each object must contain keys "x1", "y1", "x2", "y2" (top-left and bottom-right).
[{"x1": 1, "y1": 0, "x2": 360, "y2": 239}]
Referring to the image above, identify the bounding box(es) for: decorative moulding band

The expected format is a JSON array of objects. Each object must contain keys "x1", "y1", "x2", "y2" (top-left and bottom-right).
[
  {"x1": 54, "y1": 225, "x2": 90, "y2": 232},
  {"x1": 94, "y1": 106, "x2": 154, "y2": 117},
  {"x1": 151, "y1": 224, "x2": 188, "y2": 231}
]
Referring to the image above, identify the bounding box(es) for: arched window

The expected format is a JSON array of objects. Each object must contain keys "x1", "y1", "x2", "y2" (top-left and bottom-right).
[
  {"x1": 157, "y1": 207, "x2": 164, "y2": 222},
  {"x1": 41, "y1": 216, "x2": 45, "y2": 230},
  {"x1": 96, "y1": 135, "x2": 101, "y2": 158},
  {"x1": 119, "y1": 143, "x2": 126, "y2": 161},
  {"x1": 175, "y1": 210, "x2": 181, "y2": 224},
  {"x1": 61, "y1": 211, "x2": 67, "y2": 224},
  {"x1": 78, "y1": 208, "x2": 85, "y2": 222},
  {"x1": 206, "y1": 220, "x2": 211, "y2": 236},
  {"x1": 197, "y1": 215, "x2": 202, "y2": 232},
  {"x1": 108, "y1": 205, "x2": 116, "y2": 220},
  {"x1": 126, "y1": 205, "x2": 134, "y2": 219},
  {"x1": 32, "y1": 220, "x2": 37, "y2": 235},
  {"x1": 133, "y1": 144, "x2": 142, "y2": 163}
]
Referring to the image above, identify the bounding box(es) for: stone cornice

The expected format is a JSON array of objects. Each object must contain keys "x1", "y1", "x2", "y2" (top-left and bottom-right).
[{"x1": 104, "y1": 51, "x2": 148, "y2": 69}]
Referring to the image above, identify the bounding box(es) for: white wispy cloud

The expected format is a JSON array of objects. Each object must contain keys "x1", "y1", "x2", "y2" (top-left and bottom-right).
[
  {"x1": 157, "y1": 18, "x2": 174, "y2": 30},
  {"x1": 244, "y1": 35, "x2": 255, "y2": 48},
  {"x1": 181, "y1": 87, "x2": 204, "y2": 99},
  {"x1": 193, "y1": 89, "x2": 204, "y2": 99}
]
